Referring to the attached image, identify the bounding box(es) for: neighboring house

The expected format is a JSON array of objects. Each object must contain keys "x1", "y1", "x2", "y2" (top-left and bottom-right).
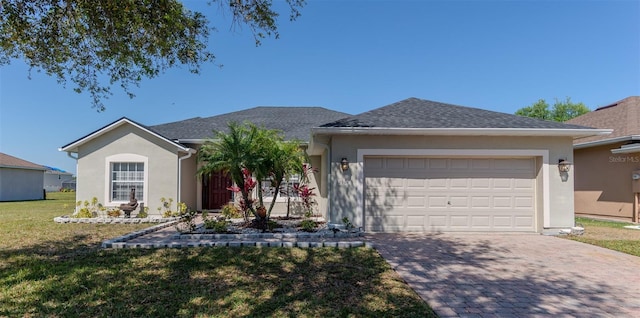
[
  {"x1": 43, "y1": 166, "x2": 74, "y2": 192},
  {"x1": 566, "y1": 96, "x2": 640, "y2": 223},
  {"x1": 61, "y1": 98, "x2": 609, "y2": 233},
  {"x1": 0, "y1": 152, "x2": 46, "y2": 201}
]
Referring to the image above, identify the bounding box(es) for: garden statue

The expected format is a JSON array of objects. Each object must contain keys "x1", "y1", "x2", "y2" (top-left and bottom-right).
[{"x1": 119, "y1": 188, "x2": 138, "y2": 218}]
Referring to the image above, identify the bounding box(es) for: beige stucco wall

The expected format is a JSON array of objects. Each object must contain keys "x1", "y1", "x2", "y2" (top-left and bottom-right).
[
  {"x1": 326, "y1": 134, "x2": 576, "y2": 231},
  {"x1": 574, "y1": 142, "x2": 637, "y2": 221},
  {"x1": 179, "y1": 154, "x2": 198, "y2": 211},
  {"x1": 76, "y1": 124, "x2": 182, "y2": 216}
]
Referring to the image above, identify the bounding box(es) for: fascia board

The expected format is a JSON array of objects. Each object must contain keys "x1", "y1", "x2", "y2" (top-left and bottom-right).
[
  {"x1": 60, "y1": 118, "x2": 189, "y2": 153},
  {"x1": 611, "y1": 144, "x2": 640, "y2": 154},
  {"x1": 574, "y1": 135, "x2": 640, "y2": 149},
  {"x1": 311, "y1": 127, "x2": 612, "y2": 138}
]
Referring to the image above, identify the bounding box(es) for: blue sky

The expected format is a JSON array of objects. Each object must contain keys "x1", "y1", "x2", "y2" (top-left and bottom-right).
[{"x1": 1, "y1": 0, "x2": 638, "y2": 174}]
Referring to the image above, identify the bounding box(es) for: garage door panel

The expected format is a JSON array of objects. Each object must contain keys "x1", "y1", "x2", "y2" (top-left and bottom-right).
[
  {"x1": 428, "y1": 196, "x2": 448, "y2": 208},
  {"x1": 365, "y1": 156, "x2": 536, "y2": 232},
  {"x1": 450, "y1": 215, "x2": 470, "y2": 227}
]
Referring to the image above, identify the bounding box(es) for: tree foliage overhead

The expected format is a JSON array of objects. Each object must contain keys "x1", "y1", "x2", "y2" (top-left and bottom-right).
[
  {"x1": 515, "y1": 97, "x2": 590, "y2": 122},
  {"x1": 0, "y1": 0, "x2": 305, "y2": 111}
]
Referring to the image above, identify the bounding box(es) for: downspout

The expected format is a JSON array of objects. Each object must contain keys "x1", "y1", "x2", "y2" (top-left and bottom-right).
[{"x1": 177, "y1": 148, "x2": 196, "y2": 205}]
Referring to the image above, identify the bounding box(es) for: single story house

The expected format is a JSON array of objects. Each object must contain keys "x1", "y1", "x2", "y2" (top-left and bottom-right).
[
  {"x1": 0, "y1": 152, "x2": 46, "y2": 201},
  {"x1": 566, "y1": 96, "x2": 640, "y2": 223},
  {"x1": 61, "y1": 98, "x2": 610, "y2": 232},
  {"x1": 43, "y1": 166, "x2": 74, "y2": 192}
]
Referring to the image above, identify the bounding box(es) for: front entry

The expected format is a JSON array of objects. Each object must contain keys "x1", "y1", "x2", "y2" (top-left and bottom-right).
[{"x1": 202, "y1": 170, "x2": 232, "y2": 210}]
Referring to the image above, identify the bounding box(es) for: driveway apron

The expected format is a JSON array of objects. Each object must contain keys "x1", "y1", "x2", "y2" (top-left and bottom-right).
[{"x1": 370, "y1": 233, "x2": 640, "y2": 317}]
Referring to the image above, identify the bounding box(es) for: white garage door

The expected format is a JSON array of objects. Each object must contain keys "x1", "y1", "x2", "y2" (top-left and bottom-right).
[{"x1": 364, "y1": 157, "x2": 536, "y2": 232}]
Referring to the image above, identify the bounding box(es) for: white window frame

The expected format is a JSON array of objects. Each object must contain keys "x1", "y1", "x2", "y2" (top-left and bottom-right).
[
  {"x1": 260, "y1": 173, "x2": 302, "y2": 203},
  {"x1": 105, "y1": 154, "x2": 149, "y2": 205}
]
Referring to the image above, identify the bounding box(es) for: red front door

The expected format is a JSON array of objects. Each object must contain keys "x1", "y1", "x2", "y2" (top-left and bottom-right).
[{"x1": 202, "y1": 171, "x2": 232, "y2": 210}]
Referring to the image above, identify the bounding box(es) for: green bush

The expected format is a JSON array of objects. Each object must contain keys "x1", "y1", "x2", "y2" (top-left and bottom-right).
[
  {"x1": 300, "y1": 219, "x2": 316, "y2": 232},
  {"x1": 107, "y1": 208, "x2": 121, "y2": 218},
  {"x1": 136, "y1": 207, "x2": 148, "y2": 218},
  {"x1": 204, "y1": 219, "x2": 228, "y2": 233},
  {"x1": 74, "y1": 207, "x2": 93, "y2": 218},
  {"x1": 221, "y1": 203, "x2": 242, "y2": 219}
]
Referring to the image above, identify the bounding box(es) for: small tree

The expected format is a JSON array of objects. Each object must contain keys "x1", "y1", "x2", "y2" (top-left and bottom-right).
[
  {"x1": 198, "y1": 122, "x2": 304, "y2": 223},
  {"x1": 198, "y1": 122, "x2": 262, "y2": 219}
]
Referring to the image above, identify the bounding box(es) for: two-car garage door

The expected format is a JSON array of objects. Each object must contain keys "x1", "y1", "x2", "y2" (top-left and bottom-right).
[{"x1": 364, "y1": 157, "x2": 537, "y2": 232}]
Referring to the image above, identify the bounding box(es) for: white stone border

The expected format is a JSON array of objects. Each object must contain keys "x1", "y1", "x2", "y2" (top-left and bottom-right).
[{"x1": 54, "y1": 216, "x2": 180, "y2": 224}]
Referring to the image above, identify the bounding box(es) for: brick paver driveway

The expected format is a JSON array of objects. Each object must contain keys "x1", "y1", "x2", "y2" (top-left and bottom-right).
[{"x1": 370, "y1": 233, "x2": 640, "y2": 317}]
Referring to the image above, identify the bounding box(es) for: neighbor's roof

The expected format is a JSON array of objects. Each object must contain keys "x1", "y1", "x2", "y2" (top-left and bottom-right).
[
  {"x1": 150, "y1": 106, "x2": 350, "y2": 142},
  {"x1": 0, "y1": 152, "x2": 45, "y2": 170},
  {"x1": 566, "y1": 96, "x2": 640, "y2": 147},
  {"x1": 315, "y1": 98, "x2": 609, "y2": 137}
]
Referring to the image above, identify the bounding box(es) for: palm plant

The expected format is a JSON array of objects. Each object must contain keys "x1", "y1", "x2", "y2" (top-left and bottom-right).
[
  {"x1": 198, "y1": 121, "x2": 307, "y2": 224},
  {"x1": 198, "y1": 122, "x2": 261, "y2": 219}
]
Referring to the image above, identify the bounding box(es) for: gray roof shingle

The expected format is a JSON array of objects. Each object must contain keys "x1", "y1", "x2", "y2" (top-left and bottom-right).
[
  {"x1": 150, "y1": 107, "x2": 350, "y2": 142},
  {"x1": 320, "y1": 97, "x2": 592, "y2": 129}
]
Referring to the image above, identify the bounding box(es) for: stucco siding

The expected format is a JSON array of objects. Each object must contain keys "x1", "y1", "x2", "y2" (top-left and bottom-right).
[
  {"x1": 574, "y1": 143, "x2": 636, "y2": 221},
  {"x1": 180, "y1": 154, "x2": 198, "y2": 211},
  {"x1": 0, "y1": 168, "x2": 45, "y2": 201},
  {"x1": 327, "y1": 135, "x2": 575, "y2": 231},
  {"x1": 76, "y1": 124, "x2": 180, "y2": 216}
]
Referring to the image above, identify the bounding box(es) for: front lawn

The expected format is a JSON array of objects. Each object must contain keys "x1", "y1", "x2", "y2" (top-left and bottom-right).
[
  {"x1": 0, "y1": 192, "x2": 435, "y2": 317},
  {"x1": 564, "y1": 217, "x2": 640, "y2": 257}
]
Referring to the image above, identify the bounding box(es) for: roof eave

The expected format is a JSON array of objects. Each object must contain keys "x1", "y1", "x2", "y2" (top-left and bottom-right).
[
  {"x1": 60, "y1": 118, "x2": 190, "y2": 153},
  {"x1": 611, "y1": 144, "x2": 640, "y2": 154},
  {"x1": 311, "y1": 127, "x2": 612, "y2": 138},
  {"x1": 574, "y1": 135, "x2": 640, "y2": 149},
  {"x1": 0, "y1": 165, "x2": 46, "y2": 171}
]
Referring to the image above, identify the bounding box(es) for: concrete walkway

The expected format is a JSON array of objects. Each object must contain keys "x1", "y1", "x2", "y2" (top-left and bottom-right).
[{"x1": 370, "y1": 233, "x2": 640, "y2": 318}]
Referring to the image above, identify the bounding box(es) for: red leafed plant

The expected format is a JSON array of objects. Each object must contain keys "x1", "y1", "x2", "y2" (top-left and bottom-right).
[{"x1": 294, "y1": 183, "x2": 317, "y2": 217}]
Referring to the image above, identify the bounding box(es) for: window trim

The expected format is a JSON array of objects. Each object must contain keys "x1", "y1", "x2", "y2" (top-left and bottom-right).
[
  {"x1": 260, "y1": 174, "x2": 302, "y2": 203},
  {"x1": 104, "y1": 154, "x2": 149, "y2": 205}
]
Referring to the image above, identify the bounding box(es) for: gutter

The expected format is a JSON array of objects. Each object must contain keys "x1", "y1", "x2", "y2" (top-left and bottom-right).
[
  {"x1": 177, "y1": 148, "x2": 196, "y2": 204},
  {"x1": 574, "y1": 135, "x2": 640, "y2": 150},
  {"x1": 311, "y1": 127, "x2": 612, "y2": 138}
]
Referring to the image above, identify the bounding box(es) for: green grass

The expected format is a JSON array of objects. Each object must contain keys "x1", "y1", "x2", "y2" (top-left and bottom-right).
[
  {"x1": 565, "y1": 217, "x2": 640, "y2": 257},
  {"x1": 0, "y1": 192, "x2": 435, "y2": 317}
]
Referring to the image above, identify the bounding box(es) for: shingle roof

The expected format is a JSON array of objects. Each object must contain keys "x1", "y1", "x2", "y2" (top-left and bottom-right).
[
  {"x1": 321, "y1": 97, "x2": 592, "y2": 129},
  {"x1": 150, "y1": 107, "x2": 350, "y2": 142},
  {"x1": 566, "y1": 96, "x2": 640, "y2": 145},
  {"x1": 0, "y1": 152, "x2": 45, "y2": 170}
]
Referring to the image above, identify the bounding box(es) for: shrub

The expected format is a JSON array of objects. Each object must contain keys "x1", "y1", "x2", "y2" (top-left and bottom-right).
[
  {"x1": 175, "y1": 209, "x2": 197, "y2": 233},
  {"x1": 221, "y1": 203, "x2": 242, "y2": 219},
  {"x1": 73, "y1": 197, "x2": 104, "y2": 218},
  {"x1": 107, "y1": 208, "x2": 122, "y2": 218},
  {"x1": 342, "y1": 217, "x2": 354, "y2": 230},
  {"x1": 75, "y1": 208, "x2": 93, "y2": 218},
  {"x1": 300, "y1": 219, "x2": 316, "y2": 232},
  {"x1": 204, "y1": 219, "x2": 228, "y2": 233},
  {"x1": 136, "y1": 207, "x2": 148, "y2": 218},
  {"x1": 267, "y1": 220, "x2": 278, "y2": 231}
]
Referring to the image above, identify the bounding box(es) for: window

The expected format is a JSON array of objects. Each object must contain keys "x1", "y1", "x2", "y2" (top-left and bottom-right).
[
  {"x1": 111, "y1": 162, "x2": 144, "y2": 201},
  {"x1": 261, "y1": 174, "x2": 300, "y2": 201}
]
